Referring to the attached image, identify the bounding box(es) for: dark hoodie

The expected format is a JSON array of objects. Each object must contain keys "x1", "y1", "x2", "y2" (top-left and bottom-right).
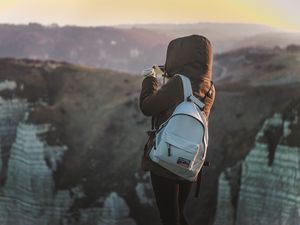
[
  {"x1": 139, "y1": 35, "x2": 215, "y2": 180},
  {"x1": 165, "y1": 35, "x2": 212, "y2": 81}
]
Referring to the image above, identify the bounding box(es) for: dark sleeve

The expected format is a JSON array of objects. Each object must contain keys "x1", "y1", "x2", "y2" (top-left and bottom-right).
[{"x1": 139, "y1": 76, "x2": 183, "y2": 116}]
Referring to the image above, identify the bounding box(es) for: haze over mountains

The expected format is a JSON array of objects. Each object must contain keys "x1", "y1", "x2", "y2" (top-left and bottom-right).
[
  {"x1": 1, "y1": 22, "x2": 300, "y2": 74},
  {"x1": 118, "y1": 23, "x2": 280, "y2": 52}
]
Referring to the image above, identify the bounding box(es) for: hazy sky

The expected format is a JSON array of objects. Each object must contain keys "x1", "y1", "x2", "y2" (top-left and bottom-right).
[{"x1": 1, "y1": 0, "x2": 300, "y2": 31}]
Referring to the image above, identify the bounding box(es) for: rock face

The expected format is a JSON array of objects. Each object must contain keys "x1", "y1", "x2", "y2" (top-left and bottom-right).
[
  {"x1": 214, "y1": 106, "x2": 300, "y2": 225},
  {"x1": 0, "y1": 62, "x2": 142, "y2": 225},
  {"x1": 0, "y1": 120, "x2": 71, "y2": 225},
  {"x1": 213, "y1": 164, "x2": 241, "y2": 225},
  {"x1": 0, "y1": 87, "x2": 29, "y2": 186},
  {"x1": 99, "y1": 192, "x2": 137, "y2": 225},
  {"x1": 72, "y1": 192, "x2": 137, "y2": 225},
  {"x1": 213, "y1": 172, "x2": 235, "y2": 225}
]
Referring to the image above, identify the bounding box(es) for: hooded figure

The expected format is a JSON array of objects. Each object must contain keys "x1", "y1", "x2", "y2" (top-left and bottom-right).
[
  {"x1": 139, "y1": 34, "x2": 215, "y2": 225},
  {"x1": 165, "y1": 35, "x2": 212, "y2": 80}
]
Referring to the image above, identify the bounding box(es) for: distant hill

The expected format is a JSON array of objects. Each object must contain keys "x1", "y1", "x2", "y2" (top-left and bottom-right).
[
  {"x1": 214, "y1": 45, "x2": 300, "y2": 86},
  {"x1": 0, "y1": 23, "x2": 170, "y2": 73},
  {"x1": 1, "y1": 23, "x2": 300, "y2": 74},
  {"x1": 118, "y1": 22, "x2": 294, "y2": 52},
  {"x1": 118, "y1": 22, "x2": 277, "y2": 38},
  {"x1": 236, "y1": 31, "x2": 300, "y2": 49}
]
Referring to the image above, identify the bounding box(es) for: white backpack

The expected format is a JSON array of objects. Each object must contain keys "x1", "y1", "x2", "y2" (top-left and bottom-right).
[{"x1": 149, "y1": 74, "x2": 208, "y2": 182}]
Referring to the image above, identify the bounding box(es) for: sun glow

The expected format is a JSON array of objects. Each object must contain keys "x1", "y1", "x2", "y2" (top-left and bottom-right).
[{"x1": 0, "y1": 0, "x2": 299, "y2": 31}]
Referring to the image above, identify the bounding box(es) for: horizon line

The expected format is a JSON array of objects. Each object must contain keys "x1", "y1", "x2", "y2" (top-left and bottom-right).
[{"x1": 1, "y1": 21, "x2": 299, "y2": 33}]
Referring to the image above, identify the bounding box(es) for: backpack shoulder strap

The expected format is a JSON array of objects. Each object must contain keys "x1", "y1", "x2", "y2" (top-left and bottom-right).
[
  {"x1": 177, "y1": 74, "x2": 205, "y2": 110},
  {"x1": 177, "y1": 74, "x2": 192, "y2": 101}
]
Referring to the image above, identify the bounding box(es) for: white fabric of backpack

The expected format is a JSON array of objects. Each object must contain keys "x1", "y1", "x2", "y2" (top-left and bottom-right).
[{"x1": 149, "y1": 74, "x2": 208, "y2": 181}]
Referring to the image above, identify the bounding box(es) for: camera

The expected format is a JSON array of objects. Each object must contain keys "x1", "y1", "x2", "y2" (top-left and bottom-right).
[
  {"x1": 155, "y1": 65, "x2": 165, "y2": 73},
  {"x1": 152, "y1": 65, "x2": 167, "y2": 77}
]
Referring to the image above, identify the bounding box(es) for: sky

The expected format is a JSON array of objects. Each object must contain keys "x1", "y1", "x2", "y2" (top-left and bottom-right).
[{"x1": 0, "y1": 0, "x2": 300, "y2": 31}]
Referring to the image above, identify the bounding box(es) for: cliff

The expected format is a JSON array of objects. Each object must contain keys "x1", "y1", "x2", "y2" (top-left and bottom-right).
[
  {"x1": 0, "y1": 59, "x2": 144, "y2": 225},
  {"x1": 0, "y1": 121, "x2": 71, "y2": 225},
  {"x1": 214, "y1": 103, "x2": 300, "y2": 225}
]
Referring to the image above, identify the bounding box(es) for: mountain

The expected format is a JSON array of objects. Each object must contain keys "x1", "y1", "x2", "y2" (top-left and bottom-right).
[
  {"x1": 118, "y1": 23, "x2": 300, "y2": 52},
  {"x1": 0, "y1": 23, "x2": 170, "y2": 73},
  {"x1": 214, "y1": 45, "x2": 300, "y2": 85},
  {"x1": 0, "y1": 44, "x2": 300, "y2": 225},
  {"x1": 1, "y1": 23, "x2": 300, "y2": 75},
  {"x1": 236, "y1": 32, "x2": 300, "y2": 50}
]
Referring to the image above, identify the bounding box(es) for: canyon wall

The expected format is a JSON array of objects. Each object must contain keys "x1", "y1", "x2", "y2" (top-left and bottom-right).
[
  {"x1": 0, "y1": 79, "x2": 138, "y2": 225},
  {"x1": 214, "y1": 108, "x2": 300, "y2": 225}
]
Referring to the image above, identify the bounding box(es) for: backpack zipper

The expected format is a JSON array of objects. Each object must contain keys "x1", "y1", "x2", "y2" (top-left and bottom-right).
[{"x1": 168, "y1": 144, "x2": 171, "y2": 156}]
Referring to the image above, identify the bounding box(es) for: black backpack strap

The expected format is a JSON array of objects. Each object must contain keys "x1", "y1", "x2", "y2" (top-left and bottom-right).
[
  {"x1": 147, "y1": 116, "x2": 158, "y2": 149},
  {"x1": 203, "y1": 81, "x2": 214, "y2": 101},
  {"x1": 151, "y1": 116, "x2": 155, "y2": 130},
  {"x1": 195, "y1": 161, "x2": 210, "y2": 198}
]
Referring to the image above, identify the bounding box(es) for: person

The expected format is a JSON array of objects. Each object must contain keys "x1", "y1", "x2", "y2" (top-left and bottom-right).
[{"x1": 139, "y1": 34, "x2": 215, "y2": 225}]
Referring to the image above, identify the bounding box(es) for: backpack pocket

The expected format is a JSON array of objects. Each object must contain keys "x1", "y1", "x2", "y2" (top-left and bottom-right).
[{"x1": 154, "y1": 132, "x2": 200, "y2": 170}]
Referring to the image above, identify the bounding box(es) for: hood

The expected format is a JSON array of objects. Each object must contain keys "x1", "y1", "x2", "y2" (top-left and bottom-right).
[{"x1": 164, "y1": 35, "x2": 213, "y2": 82}]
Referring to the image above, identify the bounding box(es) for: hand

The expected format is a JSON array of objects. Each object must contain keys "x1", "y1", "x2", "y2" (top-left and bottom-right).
[
  {"x1": 141, "y1": 65, "x2": 164, "y2": 78},
  {"x1": 141, "y1": 67, "x2": 156, "y2": 77}
]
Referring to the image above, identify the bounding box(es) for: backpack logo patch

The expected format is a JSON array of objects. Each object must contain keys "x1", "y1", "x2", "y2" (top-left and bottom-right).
[{"x1": 177, "y1": 157, "x2": 191, "y2": 168}]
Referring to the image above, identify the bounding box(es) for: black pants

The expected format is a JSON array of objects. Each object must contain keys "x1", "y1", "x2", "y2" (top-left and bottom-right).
[{"x1": 150, "y1": 172, "x2": 193, "y2": 225}]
